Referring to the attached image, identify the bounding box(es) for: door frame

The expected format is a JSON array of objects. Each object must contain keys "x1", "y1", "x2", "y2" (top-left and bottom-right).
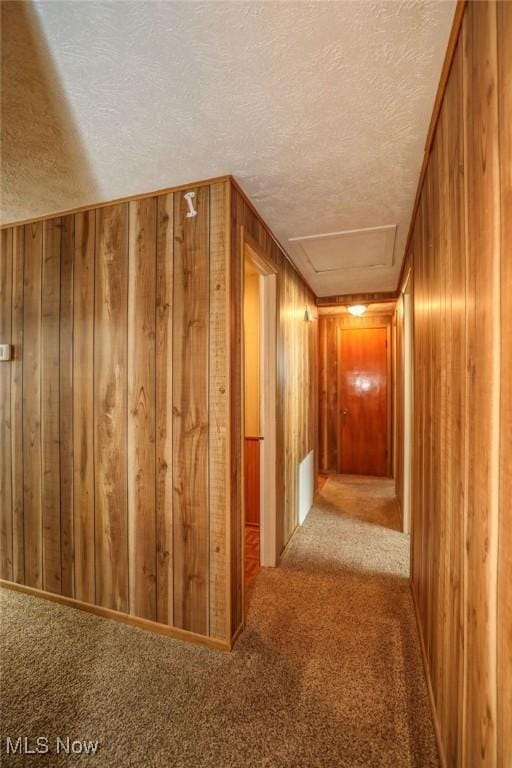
[
  {"x1": 336, "y1": 321, "x2": 393, "y2": 476},
  {"x1": 241, "y1": 228, "x2": 278, "y2": 584}
]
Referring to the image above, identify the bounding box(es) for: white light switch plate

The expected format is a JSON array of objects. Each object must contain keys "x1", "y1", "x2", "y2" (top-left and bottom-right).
[{"x1": 0, "y1": 344, "x2": 12, "y2": 361}]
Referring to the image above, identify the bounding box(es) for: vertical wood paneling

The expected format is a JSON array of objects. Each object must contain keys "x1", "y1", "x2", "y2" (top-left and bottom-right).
[
  {"x1": 172, "y1": 186, "x2": 210, "y2": 635},
  {"x1": 209, "y1": 182, "x2": 229, "y2": 641},
  {"x1": 128, "y1": 198, "x2": 157, "y2": 621},
  {"x1": 394, "y1": 295, "x2": 404, "y2": 511},
  {"x1": 155, "y1": 193, "x2": 174, "y2": 625},
  {"x1": 41, "y1": 218, "x2": 62, "y2": 594},
  {"x1": 0, "y1": 229, "x2": 13, "y2": 580},
  {"x1": 23, "y1": 223, "x2": 43, "y2": 588},
  {"x1": 73, "y1": 211, "x2": 95, "y2": 603},
  {"x1": 11, "y1": 228, "x2": 24, "y2": 583},
  {"x1": 60, "y1": 216, "x2": 74, "y2": 597},
  {"x1": 230, "y1": 189, "x2": 244, "y2": 636},
  {"x1": 94, "y1": 204, "x2": 129, "y2": 613},
  {"x1": 403, "y1": 4, "x2": 510, "y2": 766},
  {"x1": 1, "y1": 182, "x2": 234, "y2": 644},
  {"x1": 496, "y1": 2, "x2": 512, "y2": 764},
  {"x1": 443, "y1": 40, "x2": 466, "y2": 768},
  {"x1": 318, "y1": 314, "x2": 327, "y2": 471},
  {"x1": 463, "y1": 4, "x2": 500, "y2": 763},
  {"x1": 1, "y1": 176, "x2": 313, "y2": 648},
  {"x1": 326, "y1": 318, "x2": 338, "y2": 472}
]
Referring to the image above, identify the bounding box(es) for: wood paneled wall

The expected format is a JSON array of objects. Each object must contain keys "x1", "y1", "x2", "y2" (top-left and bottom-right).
[
  {"x1": 0, "y1": 181, "x2": 231, "y2": 645},
  {"x1": 229, "y1": 182, "x2": 318, "y2": 635},
  {"x1": 318, "y1": 313, "x2": 393, "y2": 475},
  {"x1": 394, "y1": 294, "x2": 405, "y2": 516},
  {"x1": 402, "y1": 3, "x2": 511, "y2": 765},
  {"x1": 0, "y1": 176, "x2": 317, "y2": 647}
]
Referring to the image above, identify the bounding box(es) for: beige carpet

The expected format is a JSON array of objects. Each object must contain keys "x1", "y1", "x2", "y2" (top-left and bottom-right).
[{"x1": 0, "y1": 475, "x2": 439, "y2": 767}]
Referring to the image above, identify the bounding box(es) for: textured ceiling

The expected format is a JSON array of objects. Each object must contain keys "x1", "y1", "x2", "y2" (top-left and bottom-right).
[{"x1": 1, "y1": 0, "x2": 454, "y2": 295}]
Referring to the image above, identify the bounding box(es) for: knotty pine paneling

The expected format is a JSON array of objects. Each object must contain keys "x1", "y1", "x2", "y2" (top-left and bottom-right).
[
  {"x1": 11, "y1": 228, "x2": 24, "y2": 584},
  {"x1": 94, "y1": 203, "x2": 129, "y2": 614},
  {"x1": 0, "y1": 176, "x2": 316, "y2": 648},
  {"x1": 41, "y1": 218, "x2": 62, "y2": 595},
  {"x1": 60, "y1": 216, "x2": 75, "y2": 597},
  {"x1": 399, "y1": 3, "x2": 511, "y2": 765},
  {"x1": 230, "y1": 182, "x2": 318, "y2": 638},
  {"x1": 497, "y1": 4, "x2": 512, "y2": 765},
  {"x1": 155, "y1": 194, "x2": 174, "y2": 626},
  {"x1": 23, "y1": 223, "x2": 43, "y2": 589},
  {"x1": 0, "y1": 181, "x2": 232, "y2": 646},
  {"x1": 208, "y1": 182, "x2": 230, "y2": 643},
  {"x1": 128, "y1": 198, "x2": 157, "y2": 621},
  {"x1": 0, "y1": 229, "x2": 12, "y2": 580},
  {"x1": 172, "y1": 186, "x2": 210, "y2": 635},
  {"x1": 393, "y1": 296, "x2": 404, "y2": 512},
  {"x1": 73, "y1": 210, "x2": 95, "y2": 604}
]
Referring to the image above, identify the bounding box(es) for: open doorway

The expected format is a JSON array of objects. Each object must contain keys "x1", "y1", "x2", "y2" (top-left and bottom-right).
[
  {"x1": 242, "y1": 230, "x2": 277, "y2": 594},
  {"x1": 318, "y1": 304, "x2": 394, "y2": 479}
]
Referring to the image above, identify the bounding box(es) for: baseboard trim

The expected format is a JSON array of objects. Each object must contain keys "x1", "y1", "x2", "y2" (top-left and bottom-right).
[
  {"x1": 0, "y1": 580, "x2": 230, "y2": 652},
  {"x1": 410, "y1": 581, "x2": 448, "y2": 768},
  {"x1": 230, "y1": 621, "x2": 245, "y2": 649},
  {"x1": 278, "y1": 522, "x2": 300, "y2": 563}
]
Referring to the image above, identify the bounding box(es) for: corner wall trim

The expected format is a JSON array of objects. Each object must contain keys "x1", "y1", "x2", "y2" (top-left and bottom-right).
[{"x1": 410, "y1": 581, "x2": 448, "y2": 768}]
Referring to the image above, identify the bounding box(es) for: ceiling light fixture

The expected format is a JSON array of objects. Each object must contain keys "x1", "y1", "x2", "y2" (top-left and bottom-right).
[{"x1": 348, "y1": 304, "x2": 367, "y2": 317}]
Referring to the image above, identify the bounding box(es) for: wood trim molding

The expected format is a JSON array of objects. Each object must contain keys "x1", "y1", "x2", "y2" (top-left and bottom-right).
[
  {"x1": 316, "y1": 291, "x2": 398, "y2": 307},
  {"x1": 243, "y1": 226, "x2": 278, "y2": 275},
  {"x1": 396, "y1": 0, "x2": 467, "y2": 293},
  {"x1": 0, "y1": 580, "x2": 231, "y2": 651},
  {"x1": 230, "y1": 620, "x2": 245, "y2": 649},
  {"x1": 423, "y1": 0, "x2": 468, "y2": 156},
  {"x1": 410, "y1": 582, "x2": 448, "y2": 768},
  {"x1": 0, "y1": 175, "x2": 233, "y2": 230}
]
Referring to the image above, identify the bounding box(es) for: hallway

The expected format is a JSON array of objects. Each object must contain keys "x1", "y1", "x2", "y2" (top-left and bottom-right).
[{"x1": 1, "y1": 476, "x2": 437, "y2": 767}]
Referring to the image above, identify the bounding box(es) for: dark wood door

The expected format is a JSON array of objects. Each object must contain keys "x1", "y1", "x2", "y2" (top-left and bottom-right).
[{"x1": 338, "y1": 327, "x2": 389, "y2": 476}]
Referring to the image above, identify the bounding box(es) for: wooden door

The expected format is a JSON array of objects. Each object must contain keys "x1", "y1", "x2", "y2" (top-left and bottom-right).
[{"x1": 338, "y1": 326, "x2": 389, "y2": 476}]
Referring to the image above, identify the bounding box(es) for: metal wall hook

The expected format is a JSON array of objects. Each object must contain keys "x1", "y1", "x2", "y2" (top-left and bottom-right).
[{"x1": 184, "y1": 191, "x2": 197, "y2": 218}]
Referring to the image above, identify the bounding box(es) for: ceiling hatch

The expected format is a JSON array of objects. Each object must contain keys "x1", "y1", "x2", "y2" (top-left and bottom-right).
[{"x1": 289, "y1": 224, "x2": 397, "y2": 273}]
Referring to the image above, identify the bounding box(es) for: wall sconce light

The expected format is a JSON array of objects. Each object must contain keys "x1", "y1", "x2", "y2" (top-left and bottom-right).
[
  {"x1": 304, "y1": 306, "x2": 314, "y2": 322},
  {"x1": 348, "y1": 304, "x2": 367, "y2": 317}
]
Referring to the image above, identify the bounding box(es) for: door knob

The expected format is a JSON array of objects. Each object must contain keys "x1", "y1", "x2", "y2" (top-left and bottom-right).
[{"x1": 342, "y1": 409, "x2": 348, "y2": 416}]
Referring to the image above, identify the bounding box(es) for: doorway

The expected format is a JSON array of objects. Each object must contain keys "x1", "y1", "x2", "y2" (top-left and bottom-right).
[
  {"x1": 318, "y1": 309, "x2": 393, "y2": 478},
  {"x1": 338, "y1": 326, "x2": 390, "y2": 476},
  {"x1": 242, "y1": 230, "x2": 277, "y2": 593}
]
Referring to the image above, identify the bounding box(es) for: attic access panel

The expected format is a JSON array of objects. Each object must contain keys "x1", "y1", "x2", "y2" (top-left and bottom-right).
[{"x1": 289, "y1": 224, "x2": 397, "y2": 273}]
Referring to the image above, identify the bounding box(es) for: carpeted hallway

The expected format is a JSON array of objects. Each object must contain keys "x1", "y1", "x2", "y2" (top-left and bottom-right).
[{"x1": 0, "y1": 475, "x2": 438, "y2": 767}]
